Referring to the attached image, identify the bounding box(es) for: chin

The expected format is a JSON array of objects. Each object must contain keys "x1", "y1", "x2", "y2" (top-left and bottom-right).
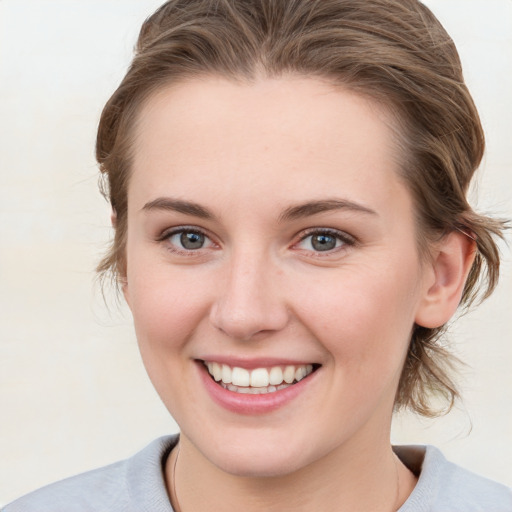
[
  {"x1": 213, "y1": 451, "x2": 307, "y2": 478},
  {"x1": 196, "y1": 432, "x2": 319, "y2": 478}
]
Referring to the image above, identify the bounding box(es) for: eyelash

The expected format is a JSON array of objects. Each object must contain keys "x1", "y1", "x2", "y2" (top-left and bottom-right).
[
  {"x1": 157, "y1": 226, "x2": 356, "y2": 256},
  {"x1": 294, "y1": 228, "x2": 356, "y2": 256},
  {"x1": 158, "y1": 226, "x2": 217, "y2": 256}
]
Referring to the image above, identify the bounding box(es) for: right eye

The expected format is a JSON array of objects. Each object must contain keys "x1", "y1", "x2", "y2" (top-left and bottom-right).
[{"x1": 162, "y1": 228, "x2": 216, "y2": 254}]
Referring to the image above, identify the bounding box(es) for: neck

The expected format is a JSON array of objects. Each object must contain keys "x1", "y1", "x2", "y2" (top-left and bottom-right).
[{"x1": 166, "y1": 433, "x2": 417, "y2": 512}]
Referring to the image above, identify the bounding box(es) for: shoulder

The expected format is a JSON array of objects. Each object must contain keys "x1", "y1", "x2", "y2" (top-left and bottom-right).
[
  {"x1": 431, "y1": 447, "x2": 512, "y2": 510},
  {"x1": 2, "y1": 435, "x2": 178, "y2": 512},
  {"x1": 396, "y1": 445, "x2": 512, "y2": 512},
  {"x1": 3, "y1": 459, "x2": 129, "y2": 512}
]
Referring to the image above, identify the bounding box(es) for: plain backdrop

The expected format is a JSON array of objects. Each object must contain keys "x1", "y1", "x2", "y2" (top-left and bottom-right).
[{"x1": 0, "y1": 0, "x2": 511, "y2": 505}]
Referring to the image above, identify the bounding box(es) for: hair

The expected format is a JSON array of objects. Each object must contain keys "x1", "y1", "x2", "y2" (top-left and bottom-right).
[{"x1": 96, "y1": 0, "x2": 506, "y2": 416}]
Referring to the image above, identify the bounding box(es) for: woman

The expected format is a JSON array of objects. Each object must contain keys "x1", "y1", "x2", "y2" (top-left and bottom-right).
[{"x1": 4, "y1": 0, "x2": 511, "y2": 510}]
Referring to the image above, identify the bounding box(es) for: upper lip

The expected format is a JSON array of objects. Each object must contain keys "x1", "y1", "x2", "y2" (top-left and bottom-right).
[{"x1": 197, "y1": 356, "x2": 319, "y2": 369}]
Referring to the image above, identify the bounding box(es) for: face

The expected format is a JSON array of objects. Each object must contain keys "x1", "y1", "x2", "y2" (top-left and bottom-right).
[{"x1": 123, "y1": 76, "x2": 434, "y2": 477}]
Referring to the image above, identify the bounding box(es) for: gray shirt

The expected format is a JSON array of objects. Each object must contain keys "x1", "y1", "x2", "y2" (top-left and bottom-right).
[{"x1": 4, "y1": 435, "x2": 512, "y2": 511}]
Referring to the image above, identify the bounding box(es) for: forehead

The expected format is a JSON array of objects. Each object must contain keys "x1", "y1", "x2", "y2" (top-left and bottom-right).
[{"x1": 129, "y1": 76, "x2": 409, "y2": 219}]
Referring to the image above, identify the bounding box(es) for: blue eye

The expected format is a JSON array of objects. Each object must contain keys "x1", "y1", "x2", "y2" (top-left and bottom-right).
[
  {"x1": 297, "y1": 230, "x2": 353, "y2": 252},
  {"x1": 179, "y1": 231, "x2": 205, "y2": 249},
  {"x1": 166, "y1": 229, "x2": 214, "y2": 251}
]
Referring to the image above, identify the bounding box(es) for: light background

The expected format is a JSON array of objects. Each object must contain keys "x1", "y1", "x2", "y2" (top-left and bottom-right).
[{"x1": 0, "y1": 0, "x2": 510, "y2": 505}]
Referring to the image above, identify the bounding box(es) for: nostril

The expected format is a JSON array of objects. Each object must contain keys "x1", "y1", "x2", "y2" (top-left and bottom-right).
[
  {"x1": 209, "y1": 302, "x2": 290, "y2": 342},
  {"x1": 208, "y1": 266, "x2": 289, "y2": 340}
]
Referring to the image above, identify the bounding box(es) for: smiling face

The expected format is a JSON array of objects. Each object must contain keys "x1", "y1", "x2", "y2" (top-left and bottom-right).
[{"x1": 123, "y1": 76, "x2": 434, "y2": 476}]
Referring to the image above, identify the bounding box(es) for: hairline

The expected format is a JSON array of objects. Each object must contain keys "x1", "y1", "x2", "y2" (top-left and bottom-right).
[{"x1": 121, "y1": 71, "x2": 435, "y2": 265}]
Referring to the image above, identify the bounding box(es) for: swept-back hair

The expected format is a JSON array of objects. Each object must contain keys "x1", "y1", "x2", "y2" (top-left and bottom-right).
[{"x1": 96, "y1": 0, "x2": 506, "y2": 416}]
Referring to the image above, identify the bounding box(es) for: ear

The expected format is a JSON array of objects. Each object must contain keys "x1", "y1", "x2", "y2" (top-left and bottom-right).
[
  {"x1": 415, "y1": 231, "x2": 477, "y2": 329},
  {"x1": 118, "y1": 260, "x2": 130, "y2": 307},
  {"x1": 110, "y1": 208, "x2": 117, "y2": 228},
  {"x1": 121, "y1": 279, "x2": 131, "y2": 309},
  {"x1": 110, "y1": 209, "x2": 131, "y2": 306}
]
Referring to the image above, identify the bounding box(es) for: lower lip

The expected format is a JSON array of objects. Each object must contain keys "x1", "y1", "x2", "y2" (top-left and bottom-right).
[{"x1": 198, "y1": 363, "x2": 317, "y2": 415}]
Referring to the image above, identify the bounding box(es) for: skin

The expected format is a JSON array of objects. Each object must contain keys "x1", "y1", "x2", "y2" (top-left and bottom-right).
[{"x1": 122, "y1": 76, "x2": 475, "y2": 511}]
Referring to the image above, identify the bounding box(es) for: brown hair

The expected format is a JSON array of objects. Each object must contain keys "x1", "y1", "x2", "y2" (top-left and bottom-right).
[{"x1": 96, "y1": 0, "x2": 506, "y2": 416}]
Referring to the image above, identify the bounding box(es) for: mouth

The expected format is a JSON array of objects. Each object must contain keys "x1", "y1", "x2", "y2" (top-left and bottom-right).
[{"x1": 202, "y1": 361, "x2": 320, "y2": 395}]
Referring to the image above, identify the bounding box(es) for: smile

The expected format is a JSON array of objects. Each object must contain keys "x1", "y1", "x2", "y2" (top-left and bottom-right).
[{"x1": 204, "y1": 361, "x2": 316, "y2": 394}]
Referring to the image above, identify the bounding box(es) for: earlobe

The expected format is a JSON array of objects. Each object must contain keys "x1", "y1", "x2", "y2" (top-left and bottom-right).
[
  {"x1": 119, "y1": 275, "x2": 131, "y2": 308},
  {"x1": 415, "y1": 231, "x2": 477, "y2": 329},
  {"x1": 111, "y1": 210, "x2": 131, "y2": 307},
  {"x1": 110, "y1": 209, "x2": 117, "y2": 228}
]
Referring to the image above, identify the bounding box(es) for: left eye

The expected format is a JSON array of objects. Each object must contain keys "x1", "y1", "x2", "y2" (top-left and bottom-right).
[
  {"x1": 167, "y1": 230, "x2": 214, "y2": 251},
  {"x1": 296, "y1": 231, "x2": 349, "y2": 252}
]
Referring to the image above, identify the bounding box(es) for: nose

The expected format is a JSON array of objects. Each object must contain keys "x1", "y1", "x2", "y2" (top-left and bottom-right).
[{"x1": 209, "y1": 252, "x2": 289, "y2": 341}]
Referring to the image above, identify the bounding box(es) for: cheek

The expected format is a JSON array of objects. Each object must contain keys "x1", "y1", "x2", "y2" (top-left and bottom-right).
[
  {"x1": 125, "y1": 264, "x2": 214, "y2": 412},
  {"x1": 126, "y1": 260, "x2": 212, "y2": 356},
  {"x1": 293, "y1": 258, "x2": 421, "y2": 369}
]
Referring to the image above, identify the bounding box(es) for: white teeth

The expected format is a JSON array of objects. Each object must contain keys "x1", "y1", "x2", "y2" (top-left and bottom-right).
[
  {"x1": 295, "y1": 366, "x2": 306, "y2": 382},
  {"x1": 269, "y1": 366, "x2": 283, "y2": 385},
  {"x1": 212, "y1": 362, "x2": 222, "y2": 381},
  {"x1": 221, "y1": 364, "x2": 232, "y2": 384},
  {"x1": 231, "y1": 367, "x2": 250, "y2": 387},
  {"x1": 283, "y1": 365, "x2": 295, "y2": 384},
  {"x1": 221, "y1": 382, "x2": 285, "y2": 394},
  {"x1": 250, "y1": 368, "x2": 270, "y2": 387},
  {"x1": 206, "y1": 361, "x2": 316, "y2": 392}
]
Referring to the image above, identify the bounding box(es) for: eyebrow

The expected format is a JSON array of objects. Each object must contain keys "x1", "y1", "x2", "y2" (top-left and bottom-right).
[
  {"x1": 278, "y1": 199, "x2": 378, "y2": 222},
  {"x1": 142, "y1": 197, "x2": 214, "y2": 219},
  {"x1": 141, "y1": 196, "x2": 377, "y2": 222}
]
